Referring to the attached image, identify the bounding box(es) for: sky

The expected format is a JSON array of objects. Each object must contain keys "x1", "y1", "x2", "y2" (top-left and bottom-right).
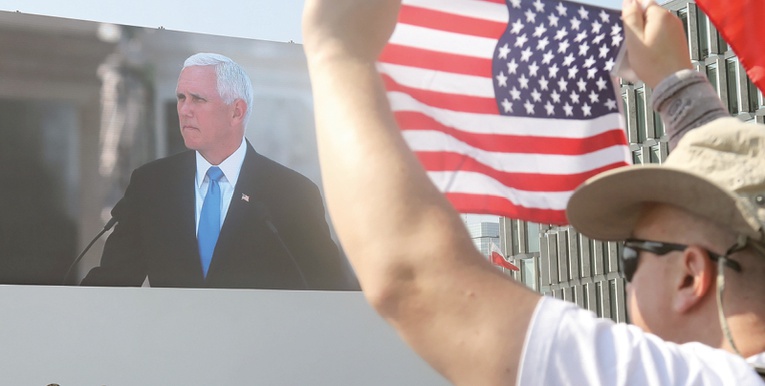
[
  {"x1": 0, "y1": 0, "x2": 623, "y2": 226},
  {"x1": 0, "y1": 0, "x2": 623, "y2": 43}
]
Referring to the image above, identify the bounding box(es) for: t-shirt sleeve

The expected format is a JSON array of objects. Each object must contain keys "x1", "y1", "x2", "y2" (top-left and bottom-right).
[{"x1": 517, "y1": 297, "x2": 762, "y2": 386}]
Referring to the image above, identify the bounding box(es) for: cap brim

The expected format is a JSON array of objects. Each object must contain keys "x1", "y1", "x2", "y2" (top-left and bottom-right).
[{"x1": 566, "y1": 164, "x2": 745, "y2": 241}]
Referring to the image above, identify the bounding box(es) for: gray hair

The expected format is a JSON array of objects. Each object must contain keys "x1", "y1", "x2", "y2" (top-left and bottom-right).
[{"x1": 183, "y1": 53, "x2": 254, "y2": 124}]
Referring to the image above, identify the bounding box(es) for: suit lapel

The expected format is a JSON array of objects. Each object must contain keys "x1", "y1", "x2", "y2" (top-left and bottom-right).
[{"x1": 172, "y1": 152, "x2": 205, "y2": 279}]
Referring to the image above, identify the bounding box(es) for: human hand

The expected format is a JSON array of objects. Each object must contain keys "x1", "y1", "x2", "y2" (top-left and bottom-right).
[
  {"x1": 302, "y1": 0, "x2": 401, "y2": 65},
  {"x1": 621, "y1": 0, "x2": 693, "y2": 89}
]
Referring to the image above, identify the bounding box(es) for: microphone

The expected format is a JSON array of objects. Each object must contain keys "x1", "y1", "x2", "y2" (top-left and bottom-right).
[
  {"x1": 63, "y1": 217, "x2": 118, "y2": 285},
  {"x1": 252, "y1": 201, "x2": 309, "y2": 289}
]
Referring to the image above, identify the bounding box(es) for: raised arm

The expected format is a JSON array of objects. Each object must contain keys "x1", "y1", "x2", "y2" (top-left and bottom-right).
[
  {"x1": 302, "y1": 0, "x2": 540, "y2": 384},
  {"x1": 621, "y1": 0, "x2": 728, "y2": 149}
]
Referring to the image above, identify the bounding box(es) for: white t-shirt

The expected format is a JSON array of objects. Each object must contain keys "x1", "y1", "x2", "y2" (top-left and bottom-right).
[{"x1": 518, "y1": 297, "x2": 764, "y2": 385}]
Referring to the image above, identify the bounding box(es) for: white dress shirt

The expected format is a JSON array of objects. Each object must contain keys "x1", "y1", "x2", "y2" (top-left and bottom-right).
[{"x1": 194, "y1": 138, "x2": 247, "y2": 235}]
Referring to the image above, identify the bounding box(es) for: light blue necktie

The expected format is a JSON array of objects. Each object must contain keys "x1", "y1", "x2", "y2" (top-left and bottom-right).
[{"x1": 198, "y1": 166, "x2": 224, "y2": 278}]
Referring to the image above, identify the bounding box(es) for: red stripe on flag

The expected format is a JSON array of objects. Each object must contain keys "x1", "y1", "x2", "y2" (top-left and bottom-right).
[
  {"x1": 445, "y1": 192, "x2": 568, "y2": 224},
  {"x1": 379, "y1": 44, "x2": 493, "y2": 77},
  {"x1": 416, "y1": 152, "x2": 629, "y2": 191},
  {"x1": 396, "y1": 111, "x2": 628, "y2": 154},
  {"x1": 695, "y1": 0, "x2": 765, "y2": 94},
  {"x1": 398, "y1": 4, "x2": 506, "y2": 39},
  {"x1": 382, "y1": 73, "x2": 499, "y2": 114}
]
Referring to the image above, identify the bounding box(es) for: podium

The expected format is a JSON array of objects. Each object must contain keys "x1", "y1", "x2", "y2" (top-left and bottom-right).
[{"x1": 0, "y1": 285, "x2": 448, "y2": 385}]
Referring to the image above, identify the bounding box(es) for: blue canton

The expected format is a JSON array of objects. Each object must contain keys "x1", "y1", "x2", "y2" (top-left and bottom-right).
[{"x1": 493, "y1": 0, "x2": 624, "y2": 120}]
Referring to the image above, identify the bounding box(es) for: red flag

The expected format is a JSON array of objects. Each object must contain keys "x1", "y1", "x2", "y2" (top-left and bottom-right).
[
  {"x1": 696, "y1": 0, "x2": 765, "y2": 94},
  {"x1": 378, "y1": 0, "x2": 630, "y2": 225},
  {"x1": 490, "y1": 242, "x2": 519, "y2": 271}
]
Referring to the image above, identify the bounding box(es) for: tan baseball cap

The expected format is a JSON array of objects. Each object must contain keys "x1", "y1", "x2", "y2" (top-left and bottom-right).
[{"x1": 566, "y1": 117, "x2": 765, "y2": 243}]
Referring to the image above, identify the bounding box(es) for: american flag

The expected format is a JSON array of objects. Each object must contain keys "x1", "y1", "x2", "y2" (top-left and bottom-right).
[{"x1": 378, "y1": 0, "x2": 631, "y2": 225}]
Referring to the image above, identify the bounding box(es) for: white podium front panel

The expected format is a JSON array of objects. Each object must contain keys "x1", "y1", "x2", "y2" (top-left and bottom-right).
[{"x1": 0, "y1": 286, "x2": 449, "y2": 385}]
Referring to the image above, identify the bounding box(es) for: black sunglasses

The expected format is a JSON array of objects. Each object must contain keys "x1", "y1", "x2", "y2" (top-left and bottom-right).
[{"x1": 621, "y1": 239, "x2": 742, "y2": 282}]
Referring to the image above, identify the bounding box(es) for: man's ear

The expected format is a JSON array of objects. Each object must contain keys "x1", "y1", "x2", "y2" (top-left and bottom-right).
[
  {"x1": 231, "y1": 99, "x2": 247, "y2": 124},
  {"x1": 673, "y1": 245, "x2": 715, "y2": 314}
]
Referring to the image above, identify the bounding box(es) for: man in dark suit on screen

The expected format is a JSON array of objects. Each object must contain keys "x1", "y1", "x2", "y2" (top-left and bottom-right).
[{"x1": 81, "y1": 53, "x2": 355, "y2": 290}]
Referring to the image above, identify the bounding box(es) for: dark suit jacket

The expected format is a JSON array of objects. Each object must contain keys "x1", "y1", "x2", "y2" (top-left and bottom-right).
[{"x1": 81, "y1": 143, "x2": 356, "y2": 290}]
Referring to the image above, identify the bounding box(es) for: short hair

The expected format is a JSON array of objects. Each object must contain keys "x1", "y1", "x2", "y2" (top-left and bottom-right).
[{"x1": 183, "y1": 53, "x2": 254, "y2": 124}]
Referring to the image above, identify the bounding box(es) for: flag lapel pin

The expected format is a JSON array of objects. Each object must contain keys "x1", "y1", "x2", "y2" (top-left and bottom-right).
[{"x1": 241, "y1": 193, "x2": 250, "y2": 202}]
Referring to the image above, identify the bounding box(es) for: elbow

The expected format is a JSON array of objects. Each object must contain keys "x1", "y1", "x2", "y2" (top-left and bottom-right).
[{"x1": 360, "y1": 264, "x2": 419, "y2": 320}]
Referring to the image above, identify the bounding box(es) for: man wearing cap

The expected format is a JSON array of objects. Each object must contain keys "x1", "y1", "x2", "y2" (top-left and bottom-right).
[{"x1": 302, "y1": 0, "x2": 765, "y2": 384}]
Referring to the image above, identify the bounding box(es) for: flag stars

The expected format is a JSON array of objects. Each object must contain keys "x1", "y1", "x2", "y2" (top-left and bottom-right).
[
  {"x1": 548, "y1": 13, "x2": 560, "y2": 27},
  {"x1": 524, "y1": 100, "x2": 536, "y2": 114},
  {"x1": 563, "y1": 102, "x2": 574, "y2": 116},
  {"x1": 520, "y1": 47, "x2": 533, "y2": 61},
  {"x1": 496, "y1": 71, "x2": 508, "y2": 87},
  {"x1": 518, "y1": 74, "x2": 530, "y2": 89},
  {"x1": 611, "y1": 23, "x2": 622, "y2": 36},
  {"x1": 567, "y1": 66, "x2": 578, "y2": 79},
  {"x1": 596, "y1": 77, "x2": 608, "y2": 90},
  {"x1": 529, "y1": 61, "x2": 540, "y2": 76},
  {"x1": 542, "y1": 50, "x2": 555, "y2": 64},
  {"x1": 510, "y1": 87, "x2": 522, "y2": 100},
  {"x1": 507, "y1": 59, "x2": 519, "y2": 74},
  {"x1": 599, "y1": 44, "x2": 610, "y2": 58},
  {"x1": 578, "y1": 6, "x2": 589, "y2": 19},
  {"x1": 574, "y1": 31, "x2": 588, "y2": 43},
  {"x1": 551, "y1": 89, "x2": 562, "y2": 103},
  {"x1": 531, "y1": 89, "x2": 542, "y2": 102},
  {"x1": 554, "y1": 27, "x2": 568, "y2": 40},
  {"x1": 578, "y1": 42, "x2": 590, "y2": 56},
  {"x1": 588, "y1": 90, "x2": 600, "y2": 103},
  {"x1": 612, "y1": 33, "x2": 623, "y2": 47},
  {"x1": 577, "y1": 78, "x2": 587, "y2": 91},
  {"x1": 515, "y1": 33, "x2": 529, "y2": 47},
  {"x1": 537, "y1": 36, "x2": 550, "y2": 50},
  {"x1": 604, "y1": 57, "x2": 615, "y2": 71},
  {"x1": 525, "y1": 9, "x2": 537, "y2": 23},
  {"x1": 558, "y1": 40, "x2": 571, "y2": 54},
  {"x1": 592, "y1": 20, "x2": 602, "y2": 34},
  {"x1": 498, "y1": 43, "x2": 511, "y2": 59},
  {"x1": 533, "y1": 24, "x2": 548, "y2": 38},
  {"x1": 501, "y1": 98, "x2": 514, "y2": 112},
  {"x1": 549, "y1": 63, "x2": 560, "y2": 78},
  {"x1": 563, "y1": 53, "x2": 575, "y2": 66},
  {"x1": 492, "y1": 3, "x2": 622, "y2": 119},
  {"x1": 545, "y1": 101, "x2": 555, "y2": 115},
  {"x1": 539, "y1": 76, "x2": 549, "y2": 90},
  {"x1": 556, "y1": 2, "x2": 567, "y2": 16},
  {"x1": 599, "y1": 10, "x2": 610, "y2": 23},
  {"x1": 511, "y1": 19, "x2": 524, "y2": 34},
  {"x1": 582, "y1": 103, "x2": 592, "y2": 116},
  {"x1": 557, "y1": 78, "x2": 568, "y2": 91}
]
